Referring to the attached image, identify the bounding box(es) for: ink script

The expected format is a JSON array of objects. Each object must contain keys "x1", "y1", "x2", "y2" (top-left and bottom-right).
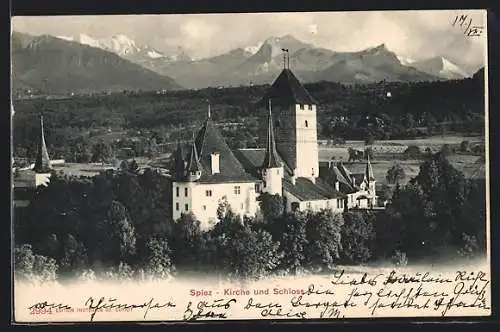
[
  {"x1": 22, "y1": 269, "x2": 490, "y2": 321},
  {"x1": 452, "y1": 14, "x2": 484, "y2": 37}
]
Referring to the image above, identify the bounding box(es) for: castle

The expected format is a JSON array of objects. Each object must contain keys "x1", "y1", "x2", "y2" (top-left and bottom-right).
[{"x1": 172, "y1": 67, "x2": 378, "y2": 227}]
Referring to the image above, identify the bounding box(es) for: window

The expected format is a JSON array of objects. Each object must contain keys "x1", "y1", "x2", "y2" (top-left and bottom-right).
[
  {"x1": 305, "y1": 120, "x2": 308, "y2": 128},
  {"x1": 234, "y1": 186, "x2": 241, "y2": 195},
  {"x1": 205, "y1": 190, "x2": 212, "y2": 197},
  {"x1": 176, "y1": 187, "x2": 179, "y2": 197},
  {"x1": 255, "y1": 184, "x2": 260, "y2": 192},
  {"x1": 203, "y1": 205, "x2": 206, "y2": 211},
  {"x1": 308, "y1": 105, "x2": 313, "y2": 110},
  {"x1": 299, "y1": 104, "x2": 304, "y2": 110},
  {"x1": 277, "y1": 169, "x2": 280, "y2": 175},
  {"x1": 184, "y1": 187, "x2": 188, "y2": 197},
  {"x1": 175, "y1": 202, "x2": 179, "y2": 211},
  {"x1": 241, "y1": 203, "x2": 244, "y2": 209},
  {"x1": 185, "y1": 204, "x2": 189, "y2": 211}
]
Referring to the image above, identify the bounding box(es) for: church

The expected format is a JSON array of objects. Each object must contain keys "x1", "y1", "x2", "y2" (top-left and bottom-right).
[{"x1": 171, "y1": 67, "x2": 378, "y2": 227}]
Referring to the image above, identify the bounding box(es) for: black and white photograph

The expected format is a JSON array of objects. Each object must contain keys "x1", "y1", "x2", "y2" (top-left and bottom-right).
[{"x1": 11, "y1": 9, "x2": 490, "y2": 322}]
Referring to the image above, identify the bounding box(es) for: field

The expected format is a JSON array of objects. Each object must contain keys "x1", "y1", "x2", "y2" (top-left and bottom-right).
[{"x1": 318, "y1": 135, "x2": 486, "y2": 185}]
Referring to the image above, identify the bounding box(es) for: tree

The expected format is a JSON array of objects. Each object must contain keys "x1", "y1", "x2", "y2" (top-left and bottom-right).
[
  {"x1": 216, "y1": 196, "x2": 232, "y2": 221},
  {"x1": 277, "y1": 212, "x2": 309, "y2": 274},
  {"x1": 386, "y1": 164, "x2": 406, "y2": 184},
  {"x1": 460, "y1": 140, "x2": 471, "y2": 153},
  {"x1": 305, "y1": 210, "x2": 344, "y2": 270},
  {"x1": 258, "y1": 193, "x2": 284, "y2": 222},
  {"x1": 91, "y1": 140, "x2": 114, "y2": 163},
  {"x1": 206, "y1": 215, "x2": 281, "y2": 279},
  {"x1": 59, "y1": 234, "x2": 88, "y2": 277},
  {"x1": 424, "y1": 113, "x2": 437, "y2": 133},
  {"x1": 128, "y1": 159, "x2": 139, "y2": 173},
  {"x1": 14, "y1": 244, "x2": 58, "y2": 283},
  {"x1": 364, "y1": 132, "x2": 375, "y2": 146},
  {"x1": 341, "y1": 211, "x2": 375, "y2": 264},
  {"x1": 141, "y1": 236, "x2": 174, "y2": 280},
  {"x1": 440, "y1": 144, "x2": 454, "y2": 156},
  {"x1": 170, "y1": 213, "x2": 203, "y2": 269},
  {"x1": 404, "y1": 145, "x2": 421, "y2": 159},
  {"x1": 95, "y1": 200, "x2": 137, "y2": 264}
]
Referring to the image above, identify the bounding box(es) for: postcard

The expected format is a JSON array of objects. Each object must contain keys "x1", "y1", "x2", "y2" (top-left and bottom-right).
[{"x1": 11, "y1": 9, "x2": 490, "y2": 323}]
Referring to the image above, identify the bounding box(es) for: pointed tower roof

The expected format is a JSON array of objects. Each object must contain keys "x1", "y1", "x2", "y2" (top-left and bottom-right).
[
  {"x1": 365, "y1": 154, "x2": 375, "y2": 181},
  {"x1": 257, "y1": 68, "x2": 317, "y2": 107},
  {"x1": 173, "y1": 140, "x2": 185, "y2": 179},
  {"x1": 186, "y1": 140, "x2": 202, "y2": 174},
  {"x1": 33, "y1": 115, "x2": 52, "y2": 173},
  {"x1": 262, "y1": 100, "x2": 281, "y2": 169}
]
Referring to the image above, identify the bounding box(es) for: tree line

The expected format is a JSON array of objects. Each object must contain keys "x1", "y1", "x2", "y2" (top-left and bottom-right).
[
  {"x1": 14, "y1": 151, "x2": 486, "y2": 283},
  {"x1": 12, "y1": 74, "x2": 485, "y2": 159}
]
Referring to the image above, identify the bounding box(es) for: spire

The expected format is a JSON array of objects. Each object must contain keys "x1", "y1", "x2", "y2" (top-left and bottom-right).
[
  {"x1": 186, "y1": 139, "x2": 202, "y2": 175},
  {"x1": 33, "y1": 115, "x2": 52, "y2": 173},
  {"x1": 208, "y1": 102, "x2": 211, "y2": 119},
  {"x1": 365, "y1": 153, "x2": 375, "y2": 181},
  {"x1": 262, "y1": 99, "x2": 281, "y2": 169},
  {"x1": 173, "y1": 140, "x2": 185, "y2": 179}
]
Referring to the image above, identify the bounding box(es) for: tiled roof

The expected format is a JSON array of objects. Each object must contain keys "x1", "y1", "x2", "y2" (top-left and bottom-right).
[
  {"x1": 191, "y1": 118, "x2": 258, "y2": 184},
  {"x1": 318, "y1": 165, "x2": 357, "y2": 194},
  {"x1": 283, "y1": 177, "x2": 345, "y2": 202},
  {"x1": 233, "y1": 148, "x2": 294, "y2": 179},
  {"x1": 257, "y1": 69, "x2": 317, "y2": 107}
]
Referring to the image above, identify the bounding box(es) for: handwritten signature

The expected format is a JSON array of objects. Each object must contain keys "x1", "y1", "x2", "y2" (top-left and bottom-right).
[
  {"x1": 183, "y1": 298, "x2": 236, "y2": 321},
  {"x1": 452, "y1": 14, "x2": 484, "y2": 37},
  {"x1": 84, "y1": 297, "x2": 176, "y2": 321}
]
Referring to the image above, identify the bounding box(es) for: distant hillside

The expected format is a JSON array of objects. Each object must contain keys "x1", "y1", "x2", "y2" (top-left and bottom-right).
[{"x1": 11, "y1": 31, "x2": 183, "y2": 95}]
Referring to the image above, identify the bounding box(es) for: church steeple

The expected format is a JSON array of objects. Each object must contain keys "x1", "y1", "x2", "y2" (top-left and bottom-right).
[
  {"x1": 365, "y1": 153, "x2": 375, "y2": 182},
  {"x1": 262, "y1": 99, "x2": 281, "y2": 169},
  {"x1": 33, "y1": 115, "x2": 52, "y2": 173}
]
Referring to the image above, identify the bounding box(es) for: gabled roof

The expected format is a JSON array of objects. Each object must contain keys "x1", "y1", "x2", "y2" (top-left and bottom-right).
[
  {"x1": 262, "y1": 104, "x2": 281, "y2": 169},
  {"x1": 318, "y1": 164, "x2": 357, "y2": 194},
  {"x1": 33, "y1": 115, "x2": 52, "y2": 173},
  {"x1": 192, "y1": 118, "x2": 258, "y2": 184},
  {"x1": 283, "y1": 177, "x2": 345, "y2": 202},
  {"x1": 257, "y1": 69, "x2": 317, "y2": 107}
]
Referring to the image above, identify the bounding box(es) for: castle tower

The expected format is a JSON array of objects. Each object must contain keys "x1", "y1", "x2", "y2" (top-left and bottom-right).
[
  {"x1": 33, "y1": 115, "x2": 53, "y2": 187},
  {"x1": 257, "y1": 67, "x2": 319, "y2": 182},
  {"x1": 261, "y1": 100, "x2": 283, "y2": 196}
]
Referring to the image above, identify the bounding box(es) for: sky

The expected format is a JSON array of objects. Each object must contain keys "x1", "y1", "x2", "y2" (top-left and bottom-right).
[{"x1": 12, "y1": 10, "x2": 487, "y2": 71}]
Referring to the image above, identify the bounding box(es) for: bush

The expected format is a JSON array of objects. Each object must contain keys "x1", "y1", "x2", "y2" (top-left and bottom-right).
[
  {"x1": 386, "y1": 164, "x2": 406, "y2": 184},
  {"x1": 404, "y1": 145, "x2": 421, "y2": 159},
  {"x1": 391, "y1": 250, "x2": 408, "y2": 267},
  {"x1": 457, "y1": 233, "x2": 480, "y2": 260}
]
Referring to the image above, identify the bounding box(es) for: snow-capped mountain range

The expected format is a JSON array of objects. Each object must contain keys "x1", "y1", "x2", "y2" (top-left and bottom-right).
[
  {"x1": 52, "y1": 33, "x2": 474, "y2": 89},
  {"x1": 57, "y1": 33, "x2": 191, "y2": 62}
]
